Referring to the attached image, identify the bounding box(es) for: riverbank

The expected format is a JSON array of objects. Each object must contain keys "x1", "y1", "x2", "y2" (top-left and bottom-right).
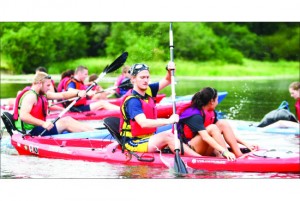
[
  {"x1": 47, "y1": 58, "x2": 299, "y2": 77},
  {"x1": 1, "y1": 74, "x2": 298, "y2": 84}
]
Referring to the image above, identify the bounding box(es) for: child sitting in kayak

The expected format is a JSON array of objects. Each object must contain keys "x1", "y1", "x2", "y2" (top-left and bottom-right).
[
  {"x1": 65, "y1": 65, "x2": 119, "y2": 112},
  {"x1": 177, "y1": 87, "x2": 258, "y2": 160},
  {"x1": 257, "y1": 81, "x2": 299, "y2": 130},
  {"x1": 113, "y1": 65, "x2": 131, "y2": 97}
]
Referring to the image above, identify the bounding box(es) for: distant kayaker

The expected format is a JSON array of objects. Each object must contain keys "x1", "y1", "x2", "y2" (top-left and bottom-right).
[
  {"x1": 177, "y1": 87, "x2": 258, "y2": 160},
  {"x1": 57, "y1": 69, "x2": 74, "y2": 92},
  {"x1": 65, "y1": 65, "x2": 119, "y2": 112},
  {"x1": 289, "y1": 81, "x2": 300, "y2": 121},
  {"x1": 113, "y1": 65, "x2": 131, "y2": 97},
  {"x1": 119, "y1": 62, "x2": 201, "y2": 157},
  {"x1": 257, "y1": 81, "x2": 299, "y2": 130},
  {"x1": 87, "y1": 73, "x2": 112, "y2": 100},
  {"x1": 14, "y1": 72, "x2": 96, "y2": 136}
]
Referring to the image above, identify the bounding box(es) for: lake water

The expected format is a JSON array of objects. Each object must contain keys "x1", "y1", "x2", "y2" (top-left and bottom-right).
[
  {"x1": 1, "y1": 76, "x2": 299, "y2": 181},
  {"x1": 1, "y1": 75, "x2": 298, "y2": 122}
]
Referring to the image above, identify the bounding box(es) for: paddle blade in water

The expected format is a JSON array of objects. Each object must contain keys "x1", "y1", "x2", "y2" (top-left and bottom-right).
[
  {"x1": 105, "y1": 52, "x2": 128, "y2": 74},
  {"x1": 174, "y1": 150, "x2": 188, "y2": 174}
]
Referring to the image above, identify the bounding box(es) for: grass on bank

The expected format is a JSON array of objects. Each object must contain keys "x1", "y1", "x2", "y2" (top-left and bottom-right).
[
  {"x1": 48, "y1": 57, "x2": 299, "y2": 77},
  {"x1": 1, "y1": 54, "x2": 298, "y2": 77}
]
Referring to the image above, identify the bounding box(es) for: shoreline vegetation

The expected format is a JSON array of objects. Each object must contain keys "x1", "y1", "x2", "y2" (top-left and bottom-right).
[{"x1": 1, "y1": 58, "x2": 298, "y2": 81}]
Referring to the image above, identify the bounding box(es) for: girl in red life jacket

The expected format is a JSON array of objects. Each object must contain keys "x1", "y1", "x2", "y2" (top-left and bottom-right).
[
  {"x1": 177, "y1": 87, "x2": 258, "y2": 160},
  {"x1": 289, "y1": 81, "x2": 300, "y2": 121},
  {"x1": 262, "y1": 82, "x2": 300, "y2": 130},
  {"x1": 57, "y1": 69, "x2": 74, "y2": 92}
]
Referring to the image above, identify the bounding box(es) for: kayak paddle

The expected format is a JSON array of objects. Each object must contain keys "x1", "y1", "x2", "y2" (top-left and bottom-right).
[
  {"x1": 169, "y1": 23, "x2": 188, "y2": 174},
  {"x1": 49, "y1": 80, "x2": 133, "y2": 107},
  {"x1": 39, "y1": 52, "x2": 128, "y2": 136}
]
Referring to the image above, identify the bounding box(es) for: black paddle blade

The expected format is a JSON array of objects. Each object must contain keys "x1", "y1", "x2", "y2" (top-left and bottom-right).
[
  {"x1": 119, "y1": 78, "x2": 133, "y2": 90},
  {"x1": 105, "y1": 52, "x2": 128, "y2": 74},
  {"x1": 174, "y1": 150, "x2": 188, "y2": 174}
]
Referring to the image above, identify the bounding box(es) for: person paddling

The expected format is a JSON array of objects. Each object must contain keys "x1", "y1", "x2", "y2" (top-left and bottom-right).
[
  {"x1": 119, "y1": 63, "x2": 200, "y2": 157},
  {"x1": 65, "y1": 65, "x2": 119, "y2": 112},
  {"x1": 15, "y1": 72, "x2": 95, "y2": 136}
]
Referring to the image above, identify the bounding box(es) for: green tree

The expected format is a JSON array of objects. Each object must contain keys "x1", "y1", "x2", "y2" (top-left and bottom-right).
[
  {"x1": 262, "y1": 25, "x2": 299, "y2": 61},
  {"x1": 105, "y1": 22, "x2": 168, "y2": 62},
  {"x1": 81, "y1": 22, "x2": 111, "y2": 57},
  {"x1": 1, "y1": 22, "x2": 88, "y2": 73}
]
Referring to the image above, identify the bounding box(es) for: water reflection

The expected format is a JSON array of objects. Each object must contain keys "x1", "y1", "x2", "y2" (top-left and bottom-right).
[
  {"x1": 1, "y1": 77, "x2": 299, "y2": 179},
  {"x1": 1, "y1": 77, "x2": 297, "y2": 122}
]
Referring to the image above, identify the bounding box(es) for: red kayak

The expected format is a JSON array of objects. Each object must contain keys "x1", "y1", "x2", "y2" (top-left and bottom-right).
[
  {"x1": 11, "y1": 133, "x2": 300, "y2": 173},
  {"x1": 46, "y1": 92, "x2": 228, "y2": 121},
  {"x1": 0, "y1": 94, "x2": 166, "y2": 111},
  {"x1": 47, "y1": 99, "x2": 192, "y2": 121}
]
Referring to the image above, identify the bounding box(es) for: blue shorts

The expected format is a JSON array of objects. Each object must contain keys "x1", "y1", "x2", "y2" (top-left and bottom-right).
[{"x1": 29, "y1": 125, "x2": 59, "y2": 136}]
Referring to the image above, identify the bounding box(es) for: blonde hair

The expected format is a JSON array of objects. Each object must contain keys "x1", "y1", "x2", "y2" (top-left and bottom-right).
[
  {"x1": 289, "y1": 82, "x2": 300, "y2": 90},
  {"x1": 122, "y1": 65, "x2": 130, "y2": 74},
  {"x1": 75, "y1": 65, "x2": 88, "y2": 74},
  {"x1": 33, "y1": 72, "x2": 50, "y2": 84}
]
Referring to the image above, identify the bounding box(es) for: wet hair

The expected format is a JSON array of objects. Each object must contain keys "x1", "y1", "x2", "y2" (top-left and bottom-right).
[
  {"x1": 289, "y1": 82, "x2": 300, "y2": 90},
  {"x1": 61, "y1": 69, "x2": 74, "y2": 80},
  {"x1": 191, "y1": 87, "x2": 218, "y2": 110},
  {"x1": 36, "y1": 66, "x2": 47, "y2": 73},
  {"x1": 89, "y1": 73, "x2": 98, "y2": 82}
]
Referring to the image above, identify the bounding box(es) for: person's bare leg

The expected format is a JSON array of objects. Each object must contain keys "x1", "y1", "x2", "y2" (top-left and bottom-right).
[
  {"x1": 262, "y1": 120, "x2": 299, "y2": 129},
  {"x1": 148, "y1": 131, "x2": 201, "y2": 157},
  {"x1": 90, "y1": 100, "x2": 119, "y2": 111},
  {"x1": 56, "y1": 116, "x2": 96, "y2": 133},
  {"x1": 216, "y1": 120, "x2": 243, "y2": 157}
]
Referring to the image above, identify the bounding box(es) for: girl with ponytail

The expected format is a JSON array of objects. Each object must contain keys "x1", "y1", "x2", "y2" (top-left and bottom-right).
[{"x1": 177, "y1": 87, "x2": 258, "y2": 160}]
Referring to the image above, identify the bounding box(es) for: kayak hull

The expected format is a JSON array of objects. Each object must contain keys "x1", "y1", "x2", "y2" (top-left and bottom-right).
[
  {"x1": 47, "y1": 92, "x2": 227, "y2": 121},
  {"x1": 11, "y1": 133, "x2": 300, "y2": 173}
]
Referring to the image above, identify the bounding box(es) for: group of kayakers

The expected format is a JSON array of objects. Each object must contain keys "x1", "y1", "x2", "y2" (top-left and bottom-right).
[{"x1": 8, "y1": 62, "x2": 300, "y2": 161}]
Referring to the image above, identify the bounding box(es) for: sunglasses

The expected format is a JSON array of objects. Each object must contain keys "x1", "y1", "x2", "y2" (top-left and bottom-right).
[{"x1": 129, "y1": 64, "x2": 149, "y2": 76}]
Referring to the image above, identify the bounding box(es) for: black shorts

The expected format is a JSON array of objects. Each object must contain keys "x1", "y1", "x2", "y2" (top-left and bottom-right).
[{"x1": 29, "y1": 125, "x2": 59, "y2": 136}]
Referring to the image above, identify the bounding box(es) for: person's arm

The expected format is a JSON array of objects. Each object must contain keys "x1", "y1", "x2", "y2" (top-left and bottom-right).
[
  {"x1": 134, "y1": 113, "x2": 178, "y2": 128},
  {"x1": 158, "y1": 61, "x2": 175, "y2": 91},
  {"x1": 127, "y1": 97, "x2": 178, "y2": 128},
  {"x1": 46, "y1": 89, "x2": 86, "y2": 100},
  {"x1": 235, "y1": 136, "x2": 258, "y2": 151},
  {"x1": 185, "y1": 115, "x2": 236, "y2": 160}
]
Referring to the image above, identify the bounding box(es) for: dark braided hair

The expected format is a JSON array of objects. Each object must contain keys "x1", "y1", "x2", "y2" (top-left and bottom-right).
[{"x1": 191, "y1": 87, "x2": 218, "y2": 110}]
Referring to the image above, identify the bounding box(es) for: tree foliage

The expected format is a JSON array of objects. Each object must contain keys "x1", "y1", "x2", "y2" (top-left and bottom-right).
[
  {"x1": 1, "y1": 22, "x2": 298, "y2": 74},
  {"x1": 1, "y1": 22, "x2": 88, "y2": 73}
]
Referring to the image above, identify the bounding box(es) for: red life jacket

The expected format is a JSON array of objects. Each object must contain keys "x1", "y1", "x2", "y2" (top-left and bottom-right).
[
  {"x1": 177, "y1": 101, "x2": 217, "y2": 140},
  {"x1": 120, "y1": 88, "x2": 157, "y2": 137},
  {"x1": 115, "y1": 75, "x2": 126, "y2": 94},
  {"x1": 14, "y1": 87, "x2": 48, "y2": 131},
  {"x1": 295, "y1": 99, "x2": 300, "y2": 120},
  {"x1": 65, "y1": 77, "x2": 87, "y2": 106},
  {"x1": 57, "y1": 76, "x2": 70, "y2": 92}
]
